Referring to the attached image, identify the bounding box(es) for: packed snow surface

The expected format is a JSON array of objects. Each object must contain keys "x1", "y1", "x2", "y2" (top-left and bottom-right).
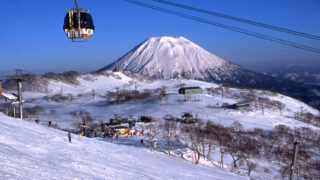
[{"x1": 0, "y1": 113, "x2": 246, "y2": 180}]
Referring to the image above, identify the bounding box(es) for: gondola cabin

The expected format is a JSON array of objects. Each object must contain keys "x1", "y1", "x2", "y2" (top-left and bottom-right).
[{"x1": 63, "y1": 8, "x2": 95, "y2": 40}]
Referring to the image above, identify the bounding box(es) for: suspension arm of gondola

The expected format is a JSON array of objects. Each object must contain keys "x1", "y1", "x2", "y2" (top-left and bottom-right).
[
  {"x1": 75, "y1": 0, "x2": 79, "y2": 9},
  {"x1": 78, "y1": 11, "x2": 81, "y2": 30}
]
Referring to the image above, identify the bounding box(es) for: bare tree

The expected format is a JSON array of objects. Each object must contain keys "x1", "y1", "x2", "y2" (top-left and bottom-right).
[
  {"x1": 213, "y1": 124, "x2": 231, "y2": 167},
  {"x1": 246, "y1": 161, "x2": 257, "y2": 176},
  {"x1": 230, "y1": 121, "x2": 244, "y2": 132},
  {"x1": 205, "y1": 87, "x2": 213, "y2": 95},
  {"x1": 79, "y1": 110, "x2": 94, "y2": 136},
  {"x1": 226, "y1": 123, "x2": 244, "y2": 168},
  {"x1": 145, "y1": 121, "x2": 162, "y2": 151},
  {"x1": 187, "y1": 123, "x2": 202, "y2": 164},
  {"x1": 239, "y1": 140, "x2": 260, "y2": 177},
  {"x1": 162, "y1": 120, "x2": 179, "y2": 155},
  {"x1": 204, "y1": 121, "x2": 216, "y2": 160},
  {"x1": 275, "y1": 101, "x2": 286, "y2": 115},
  {"x1": 216, "y1": 86, "x2": 224, "y2": 98},
  {"x1": 226, "y1": 135, "x2": 243, "y2": 168}
]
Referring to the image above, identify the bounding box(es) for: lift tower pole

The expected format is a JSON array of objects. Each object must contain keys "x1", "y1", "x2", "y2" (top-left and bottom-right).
[
  {"x1": 75, "y1": 0, "x2": 79, "y2": 9},
  {"x1": 289, "y1": 140, "x2": 299, "y2": 180},
  {"x1": 8, "y1": 69, "x2": 24, "y2": 119},
  {"x1": 18, "y1": 78, "x2": 23, "y2": 119}
]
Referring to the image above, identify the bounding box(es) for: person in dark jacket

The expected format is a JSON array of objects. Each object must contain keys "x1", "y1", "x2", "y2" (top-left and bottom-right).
[{"x1": 68, "y1": 130, "x2": 72, "y2": 143}]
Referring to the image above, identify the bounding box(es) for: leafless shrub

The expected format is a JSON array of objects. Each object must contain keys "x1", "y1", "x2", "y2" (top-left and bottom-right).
[
  {"x1": 3, "y1": 74, "x2": 49, "y2": 93},
  {"x1": 82, "y1": 74, "x2": 96, "y2": 81},
  {"x1": 42, "y1": 71, "x2": 80, "y2": 85},
  {"x1": 263, "y1": 167, "x2": 271, "y2": 174},
  {"x1": 61, "y1": 71, "x2": 80, "y2": 85},
  {"x1": 51, "y1": 94, "x2": 68, "y2": 102},
  {"x1": 93, "y1": 70, "x2": 111, "y2": 77},
  {"x1": 42, "y1": 72, "x2": 63, "y2": 81},
  {"x1": 25, "y1": 106, "x2": 45, "y2": 116},
  {"x1": 107, "y1": 89, "x2": 151, "y2": 104}
]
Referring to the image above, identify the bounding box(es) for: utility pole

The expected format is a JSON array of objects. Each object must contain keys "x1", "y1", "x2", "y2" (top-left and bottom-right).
[
  {"x1": 0, "y1": 80, "x2": 6, "y2": 115},
  {"x1": 13, "y1": 104, "x2": 16, "y2": 118},
  {"x1": 7, "y1": 69, "x2": 23, "y2": 119},
  {"x1": 290, "y1": 140, "x2": 299, "y2": 180},
  {"x1": 5, "y1": 99, "x2": 8, "y2": 115},
  {"x1": 18, "y1": 77, "x2": 23, "y2": 119},
  {"x1": 92, "y1": 90, "x2": 95, "y2": 100}
]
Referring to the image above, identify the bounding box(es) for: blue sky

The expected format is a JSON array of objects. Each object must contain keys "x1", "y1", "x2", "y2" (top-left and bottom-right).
[{"x1": 1, "y1": 0, "x2": 319, "y2": 74}]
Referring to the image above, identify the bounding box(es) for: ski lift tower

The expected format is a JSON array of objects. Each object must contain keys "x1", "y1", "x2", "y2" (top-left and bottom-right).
[{"x1": 7, "y1": 69, "x2": 23, "y2": 119}]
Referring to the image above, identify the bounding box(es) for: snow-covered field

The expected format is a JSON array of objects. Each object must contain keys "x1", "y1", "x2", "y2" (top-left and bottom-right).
[
  {"x1": 1, "y1": 71, "x2": 319, "y2": 179},
  {"x1": 0, "y1": 113, "x2": 246, "y2": 180}
]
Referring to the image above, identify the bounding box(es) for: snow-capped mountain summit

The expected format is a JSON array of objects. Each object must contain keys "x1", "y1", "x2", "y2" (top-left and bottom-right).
[{"x1": 101, "y1": 36, "x2": 252, "y2": 82}]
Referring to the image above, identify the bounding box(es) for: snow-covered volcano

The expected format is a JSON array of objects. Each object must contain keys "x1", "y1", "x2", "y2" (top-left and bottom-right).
[{"x1": 101, "y1": 36, "x2": 255, "y2": 83}]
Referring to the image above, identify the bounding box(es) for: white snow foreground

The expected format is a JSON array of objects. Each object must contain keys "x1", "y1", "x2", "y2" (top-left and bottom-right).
[{"x1": 0, "y1": 113, "x2": 246, "y2": 180}]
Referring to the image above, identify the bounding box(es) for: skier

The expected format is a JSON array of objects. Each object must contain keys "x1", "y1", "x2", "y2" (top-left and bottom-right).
[
  {"x1": 140, "y1": 139, "x2": 144, "y2": 146},
  {"x1": 153, "y1": 141, "x2": 157, "y2": 149},
  {"x1": 67, "y1": 130, "x2": 72, "y2": 143},
  {"x1": 79, "y1": 131, "x2": 83, "y2": 141}
]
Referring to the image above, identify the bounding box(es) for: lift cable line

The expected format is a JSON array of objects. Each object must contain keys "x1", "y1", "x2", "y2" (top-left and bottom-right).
[
  {"x1": 149, "y1": 0, "x2": 320, "y2": 41},
  {"x1": 124, "y1": 0, "x2": 320, "y2": 54}
]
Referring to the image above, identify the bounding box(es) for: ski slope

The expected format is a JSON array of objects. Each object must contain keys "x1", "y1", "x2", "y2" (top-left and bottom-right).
[{"x1": 0, "y1": 113, "x2": 246, "y2": 180}]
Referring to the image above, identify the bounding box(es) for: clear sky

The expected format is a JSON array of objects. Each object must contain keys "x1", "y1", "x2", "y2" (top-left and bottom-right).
[{"x1": 1, "y1": 0, "x2": 319, "y2": 74}]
